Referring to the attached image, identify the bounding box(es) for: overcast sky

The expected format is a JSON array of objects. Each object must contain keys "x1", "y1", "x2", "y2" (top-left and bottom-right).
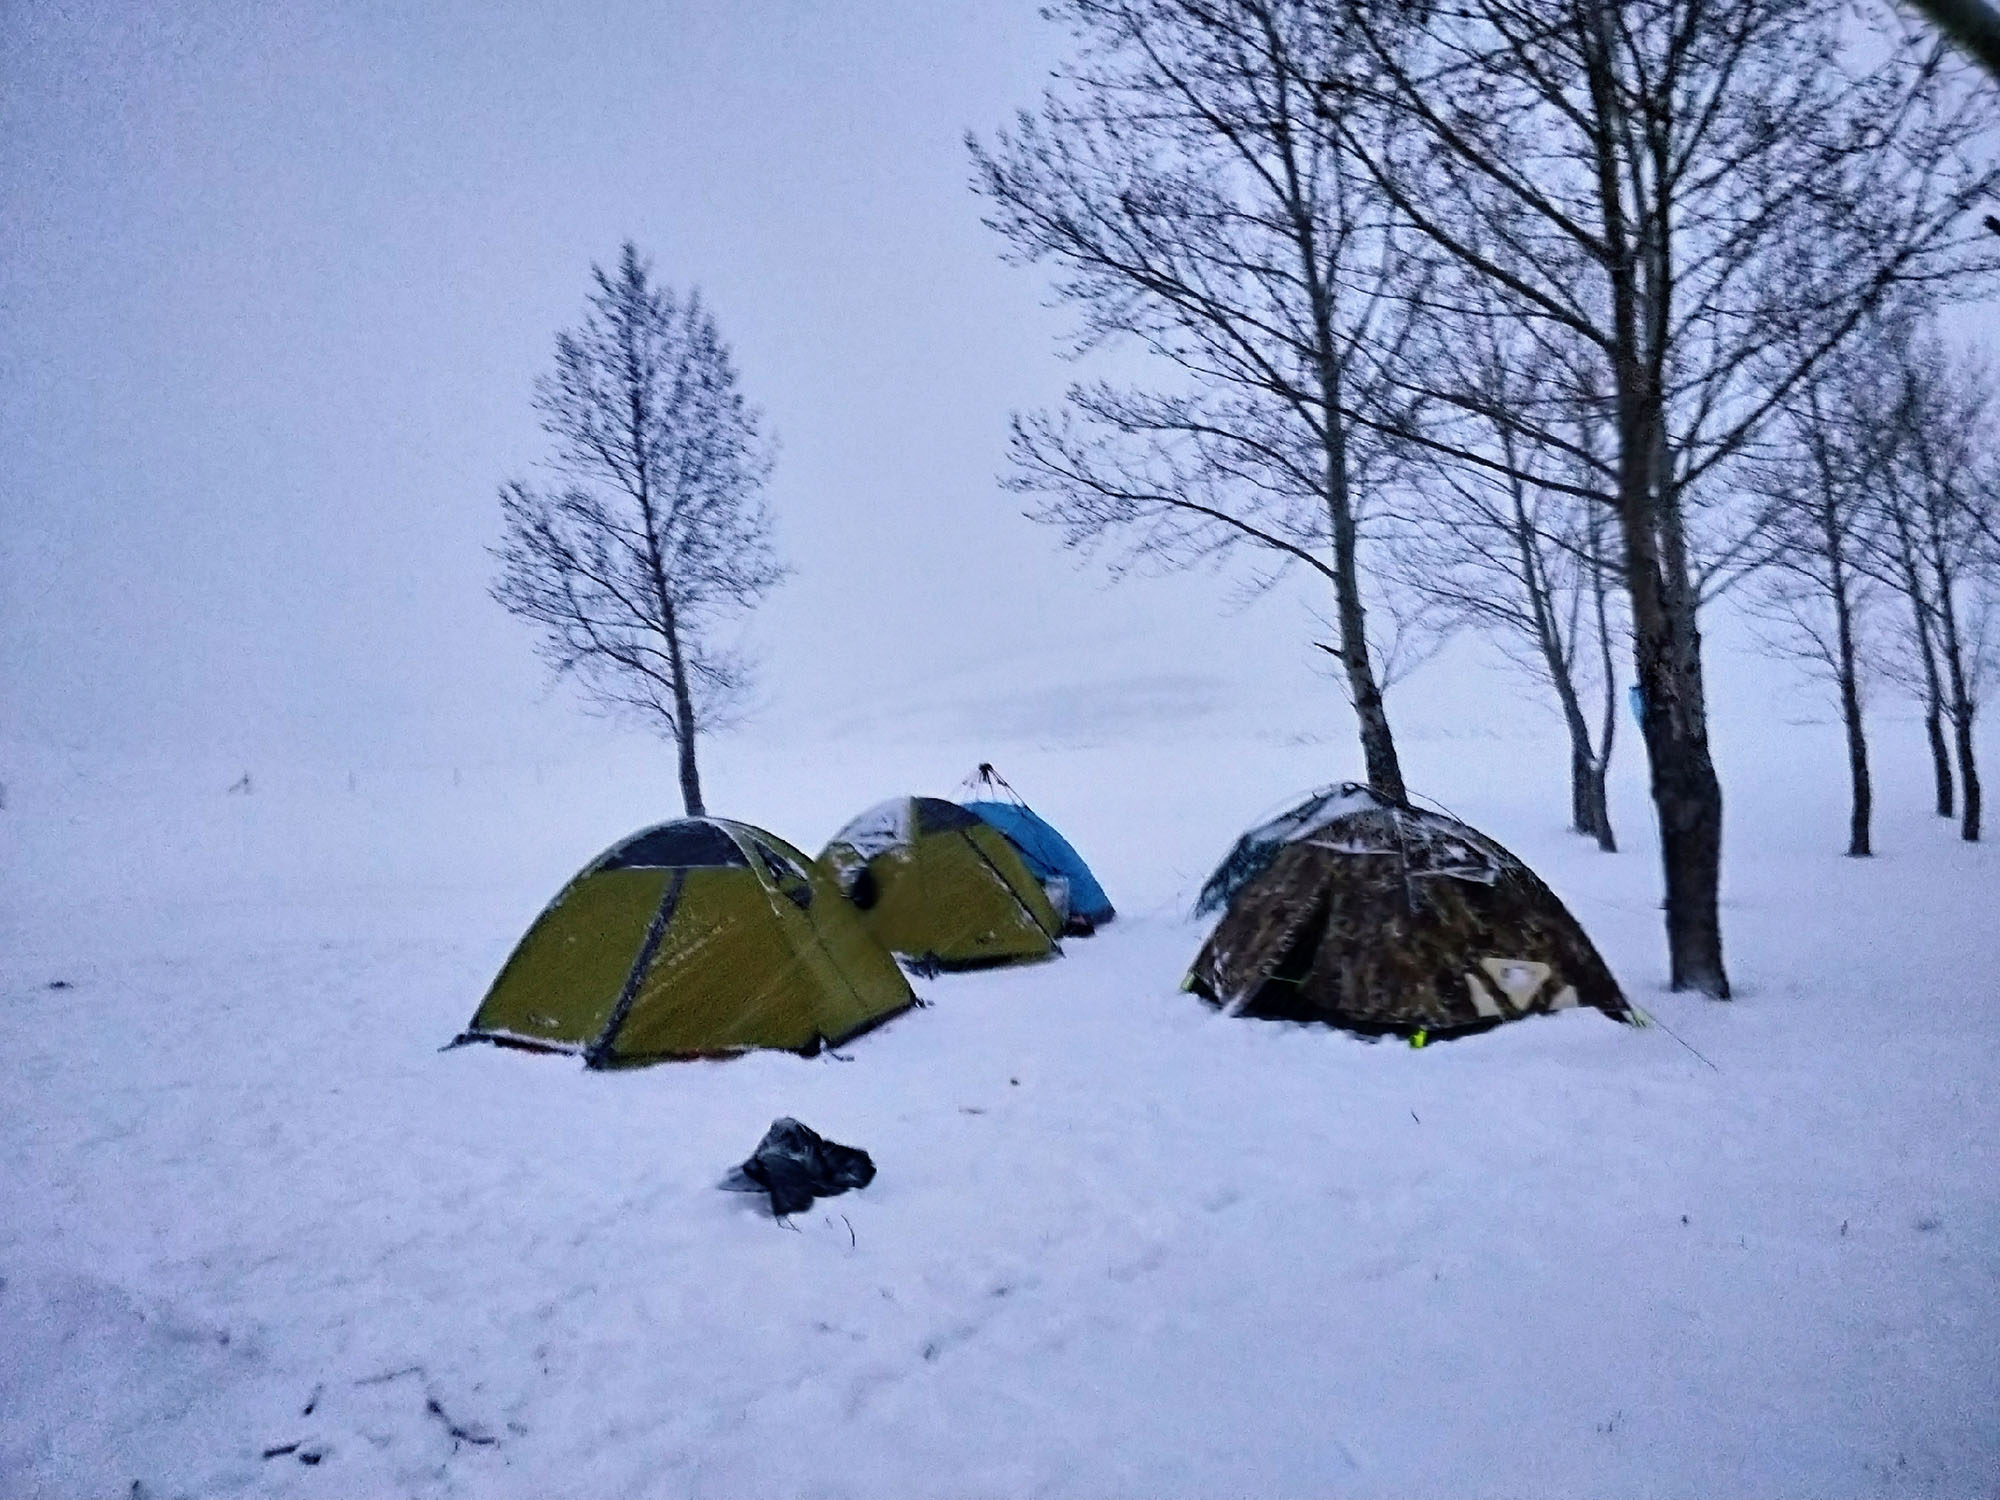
[
  {"x1": 4, "y1": 0, "x2": 1359, "y2": 771},
  {"x1": 5, "y1": 3, "x2": 1993, "y2": 779}
]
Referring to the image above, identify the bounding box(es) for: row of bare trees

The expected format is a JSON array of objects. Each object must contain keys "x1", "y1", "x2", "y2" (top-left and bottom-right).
[
  {"x1": 972, "y1": 0, "x2": 1998, "y2": 996},
  {"x1": 1747, "y1": 325, "x2": 1998, "y2": 854}
]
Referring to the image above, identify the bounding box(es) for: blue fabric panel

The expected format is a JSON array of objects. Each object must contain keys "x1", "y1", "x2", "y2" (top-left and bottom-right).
[{"x1": 963, "y1": 801, "x2": 1114, "y2": 922}]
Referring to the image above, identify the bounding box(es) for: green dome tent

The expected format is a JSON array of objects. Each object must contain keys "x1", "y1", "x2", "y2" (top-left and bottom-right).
[
  {"x1": 454, "y1": 818, "x2": 915, "y2": 1066},
  {"x1": 820, "y1": 796, "x2": 1062, "y2": 970},
  {"x1": 1185, "y1": 784, "x2": 1631, "y2": 1037}
]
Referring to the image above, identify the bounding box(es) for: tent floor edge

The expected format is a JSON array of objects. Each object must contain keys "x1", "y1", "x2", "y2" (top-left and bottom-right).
[
  {"x1": 449, "y1": 1030, "x2": 582, "y2": 1058},
  {"x1": 898, "y1": 949, "x2": 1057, "y2": 975},
  {"x1": 819, "y1": 995, "x2": 920, "y2": 1054}
]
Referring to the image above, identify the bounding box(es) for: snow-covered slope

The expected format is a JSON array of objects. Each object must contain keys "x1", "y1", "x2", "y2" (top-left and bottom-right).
[{"x1": 2, "y1": 718, "x2": 1995, "y2": 1497}]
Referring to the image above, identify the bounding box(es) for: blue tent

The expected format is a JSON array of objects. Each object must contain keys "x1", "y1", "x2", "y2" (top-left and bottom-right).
[{"x1": 963, "y1": 800, "x2": 1115, "y2": 931}]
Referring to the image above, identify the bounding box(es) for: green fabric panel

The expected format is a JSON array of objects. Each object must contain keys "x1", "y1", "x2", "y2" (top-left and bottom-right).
[
  {"x1": 742, "y1": 828, "x2": 914, "y2": 1040},
  {"x1": 469, "y1": 867, "x2": 672, "y2": 1046},
  {"x1": 605, "y1": 870, "x2": 824, "y2": 1058},
  {"x1": 856, "y1": 827, "x2": 1058, "y2": 964},
  {"x1": 471, "y1": 821, "x2": 916, "y2": 1064},
  {"x1": 964, "y1": 823, "x2": 1063, "y2": 937},
  {"x1": 796, "y1": 859, "x2": 917, "y2": 1040}
]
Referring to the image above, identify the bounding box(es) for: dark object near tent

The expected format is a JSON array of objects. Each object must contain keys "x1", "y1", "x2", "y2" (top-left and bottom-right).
[
  {"x1": 1186, "y1": 784, "x2": 1631, "y2": 1036},
  {"x1": 453, "y1": 818, "x2": 915, "y2": 1065},
  {"x1": 723, "y1": 1117, "x2": 877, "y2": 1217}
]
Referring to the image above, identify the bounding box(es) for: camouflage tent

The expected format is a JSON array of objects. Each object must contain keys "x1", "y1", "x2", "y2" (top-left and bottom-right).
[
  {"x1": 454, "y1": 818, "x2": 915, "y2": 1065},
  {"x1": 1185, "y1": 785, "x2": 1630, "y2": 1036}
]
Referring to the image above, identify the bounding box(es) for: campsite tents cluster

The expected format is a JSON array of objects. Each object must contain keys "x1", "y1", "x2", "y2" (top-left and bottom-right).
[
  {"x1": 453, "y1": 775, "x2": 1630, "y2": 1066},
  {"x1": 454, "y1": 777, "x2": 1116, "y2": 1065}
]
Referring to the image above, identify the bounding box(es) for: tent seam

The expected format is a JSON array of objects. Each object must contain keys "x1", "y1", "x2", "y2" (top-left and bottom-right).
[
  {"x1": 959, "y1": 830, "x2": 1059, "y2": 944},
  {"x1": 585, "y1": 868, "x2": 689, "y2": 1068}
]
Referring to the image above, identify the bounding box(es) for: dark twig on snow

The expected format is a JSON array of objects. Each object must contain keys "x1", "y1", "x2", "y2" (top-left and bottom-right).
[
  {"x1": 425, "y1": 1396, "x2": 498, "y2": 1449},
  {"x1": 353, "y1": 1365, "x2": 424, "y2": 1386}
]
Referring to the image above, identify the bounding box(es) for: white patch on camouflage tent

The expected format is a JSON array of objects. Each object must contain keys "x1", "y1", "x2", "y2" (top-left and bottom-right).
[
  {"x1": 1479, "y1": 956, "x2": 1552, "y2": 1009},
  {"x1": 1464, "y1": 971, "x2": 1507, "y2": 1019}
]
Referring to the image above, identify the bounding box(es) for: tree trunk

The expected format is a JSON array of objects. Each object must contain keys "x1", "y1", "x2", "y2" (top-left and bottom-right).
[
  {"x1": 1614, "y1": 368, "x2": 1728, "y2": 994},
  {"x1": 661, "y1": 601, "x2": 706, "y2": 818},
  {"x1": 1323, "y1": 381, "x2": 1405, "y2": 801},
  {"x1": 1954, "y1": 706, "x2": 1981, "y2": 843},
  {"x1": 1628, "y1": 576, "x2": 1730, "y2": 996},
  {"x1": 1580, "y1": 2, "x2": 1725, "y2": 996},
  {"x1": 1570, "y1": 742, "x2": 1596, "y2": 836},
  {"x1": 1935, "y1": 582, "x2": 1981, "y2": 843},
  {"x1": 1590, "y1": 529, "x2": 1619, "y2": 855},
  {"x1": 1608, "y1": 347, "x2": 1727, "y2": 992},
  {"x1": 1640, "y1": 382, "x2": 1728, "y2": 988},
  {"x1": 1267, "y1": 32, "x2": 1404, "y2": 806},
  {"x1": 1894, "y1": 517, "x2": 1954, "y2": 818},
  {"x1": 1637, "y1": 649, "x2": 1728, "y2": 994},
  {"x1": 1826, "y1": 511, "x2": 1872, "y2": 858},
  {"x1": 1927, "y1": 697, "x2": 1956, "y2": 820},
  {"x1": 1833, "y1": 587, "x2": 1872, "y2": 858},
  {"x1": 1510, "y1": 463, "x2": 1602, "y2": 844},
  {"x1": 1586, "y1": 757, "x2": 1615, "y2": 854},
  {"x1": 1553, "y1": 687, "x2": 1603, "y2": 841}
]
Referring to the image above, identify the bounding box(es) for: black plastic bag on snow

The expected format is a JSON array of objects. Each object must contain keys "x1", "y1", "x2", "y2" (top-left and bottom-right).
[{"x1": 722, "y1": 1117, "x2": 876, "y2": 1217}]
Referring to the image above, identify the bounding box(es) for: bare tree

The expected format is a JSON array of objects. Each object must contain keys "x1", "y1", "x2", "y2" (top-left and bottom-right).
[
  {"x1": 1741, "y1": 349, "x2": 1896, "y2": 857},
  {"x1": 1334, "y1": 0, "x2": 1999, "y2": 995},
  {"x1": 493, "y1": 244, "x2": 784, "y2": 817},
  {"x1": 969, "y1": 0, "x2": 1425, "y2": 799},
  {"x1": 1872, "y1": 333, "x2": 1998, "y2": 842},
  {"x1": 1387, "y1": 306, "x2": 1627, "y2": 849}
]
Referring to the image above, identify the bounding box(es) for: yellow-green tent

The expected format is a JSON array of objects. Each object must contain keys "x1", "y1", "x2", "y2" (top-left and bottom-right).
[
  {"x1": 455, "y1": 818, "x2": 916, "y2": 1066},
  {"x1": 819, "y1": 796, "x2": 1062, "y2": 970}
]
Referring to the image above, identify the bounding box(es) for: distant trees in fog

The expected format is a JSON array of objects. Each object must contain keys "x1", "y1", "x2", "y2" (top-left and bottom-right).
[
  {"x1": 1869, "y1": 334, "x2": 1997, "y2": 845},
  {"x1": 492, "y1": 243, "x2": 784, "y2": 817},
  {"x1": 1747, "y1": 321, "x2": 1998, "y2": 855}
]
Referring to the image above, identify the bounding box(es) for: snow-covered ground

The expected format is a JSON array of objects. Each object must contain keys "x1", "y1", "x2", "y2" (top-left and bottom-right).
[{"x1": 3, "y1": 714, "x2": 1996, "y2": 1498}]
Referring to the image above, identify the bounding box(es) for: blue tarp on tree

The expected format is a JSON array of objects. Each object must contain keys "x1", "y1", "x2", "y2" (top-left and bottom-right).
[{"x1": 963, "y1": 800, "x2": 1115, "y2": 930}]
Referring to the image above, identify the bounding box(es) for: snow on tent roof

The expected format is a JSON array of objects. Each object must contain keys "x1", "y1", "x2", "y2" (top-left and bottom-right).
[
  {"x1": 1195, "y1": 783, "x2": 1518, "y2": 916},
  {"x1": 825, "y1": 799, "x2": 912, "y2": 861},
  {"x1": 826, "y1": 796, "x2": 981, "y2": 858},
  {"x1": 1244, "y1": 783, "x2": 1389, "y2": 844}
]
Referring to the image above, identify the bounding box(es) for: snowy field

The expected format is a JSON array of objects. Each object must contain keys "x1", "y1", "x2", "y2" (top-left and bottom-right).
[{"x1": 3, "y1": 713, "x2": 1996, "y2": 1498}]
